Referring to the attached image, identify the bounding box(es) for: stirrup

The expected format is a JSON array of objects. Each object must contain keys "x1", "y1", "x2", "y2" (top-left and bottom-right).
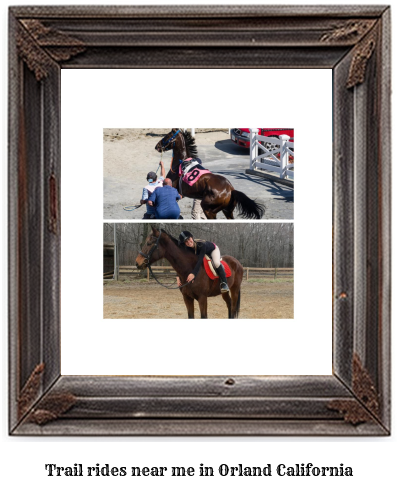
[{"x1": 220, "y1": 282, "x2": 229, "y2": 293}]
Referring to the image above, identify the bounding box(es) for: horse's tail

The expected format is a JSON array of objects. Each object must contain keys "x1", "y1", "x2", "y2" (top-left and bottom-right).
[
  {"x1": 231, "y1": 190, "x2": 265, "y2": 219},
  {"x1": 234, "y1": 289, "x2": 241, "y2": 319}
]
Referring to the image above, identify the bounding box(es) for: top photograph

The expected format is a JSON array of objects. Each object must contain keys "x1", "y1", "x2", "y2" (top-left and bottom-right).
[{"x1": 103, "y1": 128, "x2": 294, "y2": 220}]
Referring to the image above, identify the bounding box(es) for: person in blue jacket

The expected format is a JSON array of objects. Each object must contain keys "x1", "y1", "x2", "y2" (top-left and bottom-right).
[{"x1": 147, "y1": 178, "x2": 182, "y2": 219}]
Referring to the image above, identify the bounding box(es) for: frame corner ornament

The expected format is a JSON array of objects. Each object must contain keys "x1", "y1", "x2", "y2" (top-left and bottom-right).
[
  {"x1": 17, "y1": 19, "x2": 85, "y2": 81},
  {"x1": 27, "y1": 392, "x2": 77, "y2": 425},
  {"x1": 346, "y1": 27, "x2": 378, "y2": 88},
  {"x1": 17, "y1": 363, "x2": 45, "y2": 419},
  {"x1": 352, "y1": 353, "x2": 380, "y2": 416},
  {"x1": 327, "y1": 400, "x2": 373, "y2": 425},
  {"x1": 320, "y1": 19, "x2": 376, "y2": 44},
  {"x1": 328, "y1": 354, "x2": 380, "y2": 425}
]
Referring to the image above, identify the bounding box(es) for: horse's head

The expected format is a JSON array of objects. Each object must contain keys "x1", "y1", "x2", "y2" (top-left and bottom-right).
[
  {"x1": 155, "y1": 128, "x2": 183, "y2": 153},
  {"x1": 135, "y1": 227, "x2": 165, "y2": 269}
]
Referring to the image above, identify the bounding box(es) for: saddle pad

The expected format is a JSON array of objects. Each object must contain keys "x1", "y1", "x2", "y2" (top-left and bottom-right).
[
  {"x1": 203, "y1": 256, "x2": 232, "y2": 280},
  {"x1": 182, "y1": 165, "x2": 211, "y2": 186}
]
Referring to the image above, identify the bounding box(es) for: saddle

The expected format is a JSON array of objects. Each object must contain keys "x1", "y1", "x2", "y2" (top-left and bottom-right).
[
  {"x1": 203, "y1": 255, "x2": 232, "y2": 280},
  {"x1": 180, "y1": 159, "x2": 199, "y2": 175},
  {"x1": 178, "y1": 158, "x2": 211, "y2": 194}
]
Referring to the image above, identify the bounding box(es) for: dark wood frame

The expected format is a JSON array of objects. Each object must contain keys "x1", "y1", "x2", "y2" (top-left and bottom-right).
[{"x1": 9, "y1": 5, "x2": 391, "y2": 435}]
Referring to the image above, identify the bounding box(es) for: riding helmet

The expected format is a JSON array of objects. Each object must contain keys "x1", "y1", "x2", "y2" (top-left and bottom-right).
[
  {"x1": 179, "y1": 231, "x2": 193, "y2": 244},
  {"x1": 147, "y1": 171, "x2": 157, "y2": 182}
]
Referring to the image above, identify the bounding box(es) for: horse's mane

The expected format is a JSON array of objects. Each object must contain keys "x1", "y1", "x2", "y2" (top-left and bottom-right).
[
  {"x1": 182, "y1": 130, "x2": 198, "y2": 158},
  {"x1": 160, "y1": 229, "x2": 196, "y2": 255},
  {"x1": 161, "y1": 229, "x2": 179, "y2": 245}
]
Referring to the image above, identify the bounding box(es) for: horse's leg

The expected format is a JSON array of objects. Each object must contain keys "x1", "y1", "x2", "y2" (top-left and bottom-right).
[
  {"x1": 198, "y1": 296, "x2": 208, "y2": 319},
  {"x1": 222, "y1": 192, "x2": 237, "y2": 220},
  {"x1": 222, "y1": 292, "x2": 232, "y2": 318},
  {"x1": 201, "y1": 194, "x2": 234, "y2": 220},
  {"x1": 202, "y1": 209, "x2": 217, "y2": 220},
  {"x1": 200, "y1": 195, "x2": 220, "y2": 220},
  {"x1": 229, "y1": 286, "x2": 241, "y2": 319},
  {"x1": 183, "y1": 294, "x2": 195, "y2": 319},
  {"x1": 222, "y1": 209, "x2": 235, "y2": 220}
]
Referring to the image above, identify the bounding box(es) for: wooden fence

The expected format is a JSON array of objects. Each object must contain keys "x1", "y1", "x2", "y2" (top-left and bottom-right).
[
  {"x1": 249, "y1": 129, "x2": 294, "y2": 180},
  {"x1": 105, "y1": 266, "x2": 294, "y2": 281}
]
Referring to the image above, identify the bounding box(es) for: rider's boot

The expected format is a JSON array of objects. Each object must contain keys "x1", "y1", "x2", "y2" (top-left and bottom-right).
[{"x1": 216, "y1": 265, "x2": 229, "y2": 293}]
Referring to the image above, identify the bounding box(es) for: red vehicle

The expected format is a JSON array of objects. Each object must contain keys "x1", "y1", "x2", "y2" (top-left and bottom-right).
[{"x1": 230, "y1": 128, "x2": 294, "y2": 151}]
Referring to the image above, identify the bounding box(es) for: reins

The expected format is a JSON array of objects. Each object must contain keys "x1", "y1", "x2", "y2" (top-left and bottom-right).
[
  {"x1": 139, "y1": 233, "x2": 194, "y2": 289},
  {"x1": 160, "y1": 129, "x2": 183, "y2": 175},
  {"x1": 149, "y1": 265, "x2": 193, "y2": 290},
  {"x1": 123, "y1": 204, "x2": 142, "y2": 211},
  {"x1": 123, "y1": 151, "x2": 163, "y2": 212}
]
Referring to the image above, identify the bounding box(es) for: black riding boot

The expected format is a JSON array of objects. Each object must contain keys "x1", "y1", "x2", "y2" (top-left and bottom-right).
[{"x1": 216, "y1": 265, "x2": 229, "y2": 293}]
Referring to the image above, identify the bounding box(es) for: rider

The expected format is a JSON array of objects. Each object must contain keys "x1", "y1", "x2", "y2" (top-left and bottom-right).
[
  {"x1": 140, "y1": 161, "x2": 165, "y2": 219},
  {"x1": 177, "y1": 230, "x2": 229, "y2": 293}
]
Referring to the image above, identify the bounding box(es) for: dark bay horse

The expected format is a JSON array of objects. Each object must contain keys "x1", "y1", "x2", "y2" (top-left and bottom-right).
[
  {"x1": 135, "y1": 227, "x2": 243, "y2": 318},
  {"x1": 155, "y1": 129, "x2": 265, "y2": 220}
]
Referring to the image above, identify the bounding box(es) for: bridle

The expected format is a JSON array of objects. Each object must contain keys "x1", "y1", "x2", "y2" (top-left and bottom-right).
[
  {"x1": 138, "y1": 233, "x2": 162, "y2": 266},
  {"x1": 160, "y1": 129, "x2": 190, "y2": 175},
  {"x1": 160, "y1": 129, "x2": 181, "y2": 151},
  {"x1": 138, "y1": 233, "x2": 193, "y2": 290}
]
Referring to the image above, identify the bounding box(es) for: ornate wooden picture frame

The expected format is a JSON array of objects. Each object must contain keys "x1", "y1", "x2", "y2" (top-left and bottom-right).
[{"x1": 9, "y1": 5, "x2": 391, "y2": 435}]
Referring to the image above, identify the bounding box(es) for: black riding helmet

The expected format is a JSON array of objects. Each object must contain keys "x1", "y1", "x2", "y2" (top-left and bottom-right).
[
  {"x1": 147, "y1": 171, "x2": 157, "y2": 182},
  {"x1": 179, "y1": 230, "x2": 193, "y2": 244}
]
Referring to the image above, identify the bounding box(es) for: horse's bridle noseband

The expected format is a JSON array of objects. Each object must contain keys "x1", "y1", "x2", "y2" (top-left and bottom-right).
[
  {"x1": 160, "y1": 129, "x2": 181, "y2": 151},
  {"x1": 138, "y1": 233, "x2": 162, "y2": 265}
]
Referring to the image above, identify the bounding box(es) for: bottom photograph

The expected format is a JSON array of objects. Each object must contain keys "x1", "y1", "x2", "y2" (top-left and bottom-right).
[{"x1": 103, "y1": 223, "x2": 294, "y2": 319}]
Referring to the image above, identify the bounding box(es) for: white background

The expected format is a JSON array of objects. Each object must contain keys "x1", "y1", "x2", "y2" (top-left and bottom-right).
[
  {"x1": 1, "y1": 1, "x2": 398, "y2": 492},
  {"x1": 61, "y1": 68, "x2": 332, "y2": 376}
]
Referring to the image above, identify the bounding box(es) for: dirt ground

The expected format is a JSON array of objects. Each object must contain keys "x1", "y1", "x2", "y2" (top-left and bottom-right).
[{"x1": 104, "y1": 280, "x2": 293, "y2": 319}]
